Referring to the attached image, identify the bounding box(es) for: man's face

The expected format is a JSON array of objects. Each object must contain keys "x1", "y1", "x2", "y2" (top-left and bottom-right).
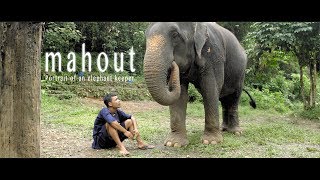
[{"x1": 109, "y1": 96, "x2": 121, "y2": 108}]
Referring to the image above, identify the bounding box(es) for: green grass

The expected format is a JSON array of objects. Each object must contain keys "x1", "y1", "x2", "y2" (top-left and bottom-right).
[
  {"x1": 41, "y1": 94, "x2": 320, "y2": 158},
  {"x1": 42, "y1": 95, "x2": 99, "y2": 127}
]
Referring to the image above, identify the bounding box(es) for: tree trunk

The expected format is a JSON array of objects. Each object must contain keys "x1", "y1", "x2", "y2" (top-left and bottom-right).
[
  {"x1": 309, "y1": 59, "x2": 317, "y2": 108},
  {"x1": 299, "y1": 65, "x2": 307, "y2": 109},
  {"x1": 314, "y1": 62, "x2": 318, "y2": 105},
  {"x1": 0, "y1": 22, "x2": 42, "y2": 157}
]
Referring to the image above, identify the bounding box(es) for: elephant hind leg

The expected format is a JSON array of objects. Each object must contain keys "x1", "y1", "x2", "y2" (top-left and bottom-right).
[
  {"x1": 220, "y1": 92, "x2": 242, "y2": 135},
  {"x1": 221, "y1": 102, "x2": 229, "y2": 131}
]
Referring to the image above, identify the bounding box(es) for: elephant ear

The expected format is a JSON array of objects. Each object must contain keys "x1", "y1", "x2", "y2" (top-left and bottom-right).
[{"x1": 194, "y1": 23, "x2": 208, "y2": 67}]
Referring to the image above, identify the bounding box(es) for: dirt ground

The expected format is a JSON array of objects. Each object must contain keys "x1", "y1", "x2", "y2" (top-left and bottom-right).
[{"x1": 40, "y1": 98, "x2": 166, "y2": 158}]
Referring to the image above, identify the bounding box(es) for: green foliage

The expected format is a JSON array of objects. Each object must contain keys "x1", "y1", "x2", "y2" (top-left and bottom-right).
[
  {"x1": 243, "y1": 22, "x2": 319, "y2": 107},
  {"x1": 74, "y1": 22, "x2": 148, "y2": 75},
  {"x1": 188, "y1": 84, "x2": 203, "y2": 103},
  {"x1": 42, "y1": 22, "x2": 149, "y2": 75},
  {"x1": 43, "y1": 22, "x2": 82, "y2": 52},
  {"x1": 240, "y1": 88, "x2": 292, "y2": 113},
  {"x1": 217, "y1": 22, "x2": 253, "y2": 42},
  {"x1": 299, "y1": 106, "x2": 320, "y2": 120},
  {"x1": 290, "y1": 73, "x2": 311, "y2": 100},
  {"x1": 244, "y1": 22, "x2": 320, "y2": 71},
  {"x1": 243, "y1": 50, "x2": 304, "y2": 105},
  {"x1": 297, "y1": 79, "x2": 320, "y2": 120},
  {"x1": 114, "y1": 86, "x2": 152, "y2": 101},
  {"x1": 41, "y1": 73, "x2": 152, "y2": 101},
  {"x1": 75, "y1": 22, "x2": 111, "y2": 52},
  {"x1": 245, "y1": 50, "x2": 298, "y2": 89},
  {"x1": 244, "y1": 22, "x2": 314, "y2": 52}
]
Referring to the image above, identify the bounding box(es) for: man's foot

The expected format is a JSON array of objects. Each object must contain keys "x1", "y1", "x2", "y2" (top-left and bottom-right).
[
  {"x1": 119, "y1": 149, "x2": 130, "y2": 156},
  {"x1": 138, "y1": 144, "x2": 155, "y2": 150},
  {"x1": 117, "y1": 145, "x2": 130, "y2": 156}
]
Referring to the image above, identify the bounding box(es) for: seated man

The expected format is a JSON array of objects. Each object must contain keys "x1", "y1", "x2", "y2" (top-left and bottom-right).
[{"x1": 92, "y1": 93, "x2": 154, "y2": 156}]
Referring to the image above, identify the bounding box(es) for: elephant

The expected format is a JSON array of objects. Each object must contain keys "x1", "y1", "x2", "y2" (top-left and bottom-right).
[{"x1": 143, "y1": 22, "x2": 256, "y2": 147}]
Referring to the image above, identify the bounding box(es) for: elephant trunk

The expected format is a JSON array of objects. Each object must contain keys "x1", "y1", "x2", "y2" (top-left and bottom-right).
[{"x1": 144, "y1": 34, "x2": 181, "y2": 106}]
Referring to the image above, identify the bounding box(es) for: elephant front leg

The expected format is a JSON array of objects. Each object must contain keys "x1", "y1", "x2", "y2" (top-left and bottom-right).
[
  {"x1": 165, "y1": 83, "x2": 189, "y2": 147},
  {"x1": 201, "y1": 80, "x2": 223, "y2": 145}
]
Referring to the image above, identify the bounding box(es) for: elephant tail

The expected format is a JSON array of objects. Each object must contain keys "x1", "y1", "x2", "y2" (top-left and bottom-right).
[{"x1": 243, "y1": 89, "x2": 256, "y2": 109}]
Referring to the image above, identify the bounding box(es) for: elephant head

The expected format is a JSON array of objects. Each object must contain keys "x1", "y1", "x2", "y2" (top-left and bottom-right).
[{"x1": 144, "y1": 22, "x2": 204, "y2": 106}]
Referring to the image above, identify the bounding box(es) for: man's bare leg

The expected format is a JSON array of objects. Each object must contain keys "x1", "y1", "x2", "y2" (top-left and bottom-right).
[
  {"x1": 106, "y1": 124, "x2": 129, "y2": 155},
  {"x1": 125, "y1": 119, "x2": 154, "y2": 149}
]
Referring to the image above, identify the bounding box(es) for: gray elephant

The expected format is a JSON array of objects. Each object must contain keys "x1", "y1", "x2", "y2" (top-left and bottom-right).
[{"x1": 143, "y1": 22, "x2": 256, "y2": 147}]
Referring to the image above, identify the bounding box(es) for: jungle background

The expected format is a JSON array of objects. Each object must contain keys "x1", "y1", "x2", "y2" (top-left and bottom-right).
[{"x1": 40, "y1": 22, "x2": 320, "y2": 158}]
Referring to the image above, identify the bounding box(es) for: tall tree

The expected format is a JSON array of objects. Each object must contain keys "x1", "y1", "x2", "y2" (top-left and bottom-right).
[
  {"x1": 0, "y1": 22, "x2": 42, "y2": 157},
  {"x1": 245, "y1": 22, "x2": 320, "y2": 109}
]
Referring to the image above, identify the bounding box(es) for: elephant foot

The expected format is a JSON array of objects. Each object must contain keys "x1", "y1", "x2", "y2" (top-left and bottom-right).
[
  {"x1": 202, "y1": 130, "x2": 223, "y2": 145},
  {"x1": 221, "y1": 122, "x2": 228, "y2": 131},
  {"x1": 164, "y1": 132, "x2": 189, "y2": 147},
  {"x1": 222, "y1": 125, "x2": 242, "y2": 136}
]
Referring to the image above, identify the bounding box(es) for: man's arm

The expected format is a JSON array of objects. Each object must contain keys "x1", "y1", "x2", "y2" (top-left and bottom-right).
[{"x1": 109, "y1": 121, "x2": 133, "y2": 139}]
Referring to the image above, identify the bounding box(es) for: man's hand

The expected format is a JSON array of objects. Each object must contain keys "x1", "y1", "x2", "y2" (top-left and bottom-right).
[
  {"x1": 132, "y1": 129, "x2": 139, "y2": 140},
  {"x1": 124, "y1": 131, "x2": 134, "y2": 139}
]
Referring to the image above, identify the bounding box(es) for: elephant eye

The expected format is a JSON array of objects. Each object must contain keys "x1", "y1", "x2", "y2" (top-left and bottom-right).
[{"x1": 171, "y1": 31, "x2": 179, "y2": 39}]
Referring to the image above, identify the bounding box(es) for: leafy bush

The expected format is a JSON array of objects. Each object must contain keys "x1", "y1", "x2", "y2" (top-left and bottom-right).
[
  {"x1": 43, "y1": 22, "x2": 82, "y2": 53},
  {"x1": 240, "y1": 88, "x2": 291, "y2": 113},
  {"x1": 299, "y1": 106, "x2": 320, "y2": 120},
  {"x1": 290, "y1": 73, "x2": 311, "y2": 101},
  {"x1": 74, "y1": 22, "x2": 148, "y2": 75},
  {"x1": 41, "y1": 73, "x2": 152, "y2": 101}
]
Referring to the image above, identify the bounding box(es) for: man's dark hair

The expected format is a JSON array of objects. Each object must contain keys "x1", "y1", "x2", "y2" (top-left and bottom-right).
[{"x1": 103, "y1": 93, "x2": 117, "y2": 107}]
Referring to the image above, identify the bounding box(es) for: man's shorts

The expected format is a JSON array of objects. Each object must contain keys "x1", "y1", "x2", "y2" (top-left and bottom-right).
[{"x1": 94, "y1": 121, "x2": 129, "y2": 149}]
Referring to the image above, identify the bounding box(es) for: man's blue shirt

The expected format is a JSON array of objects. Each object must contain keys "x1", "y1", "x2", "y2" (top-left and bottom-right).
[{"x1": 92, "y1": 107, "x2": 131, "y2": 137}]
